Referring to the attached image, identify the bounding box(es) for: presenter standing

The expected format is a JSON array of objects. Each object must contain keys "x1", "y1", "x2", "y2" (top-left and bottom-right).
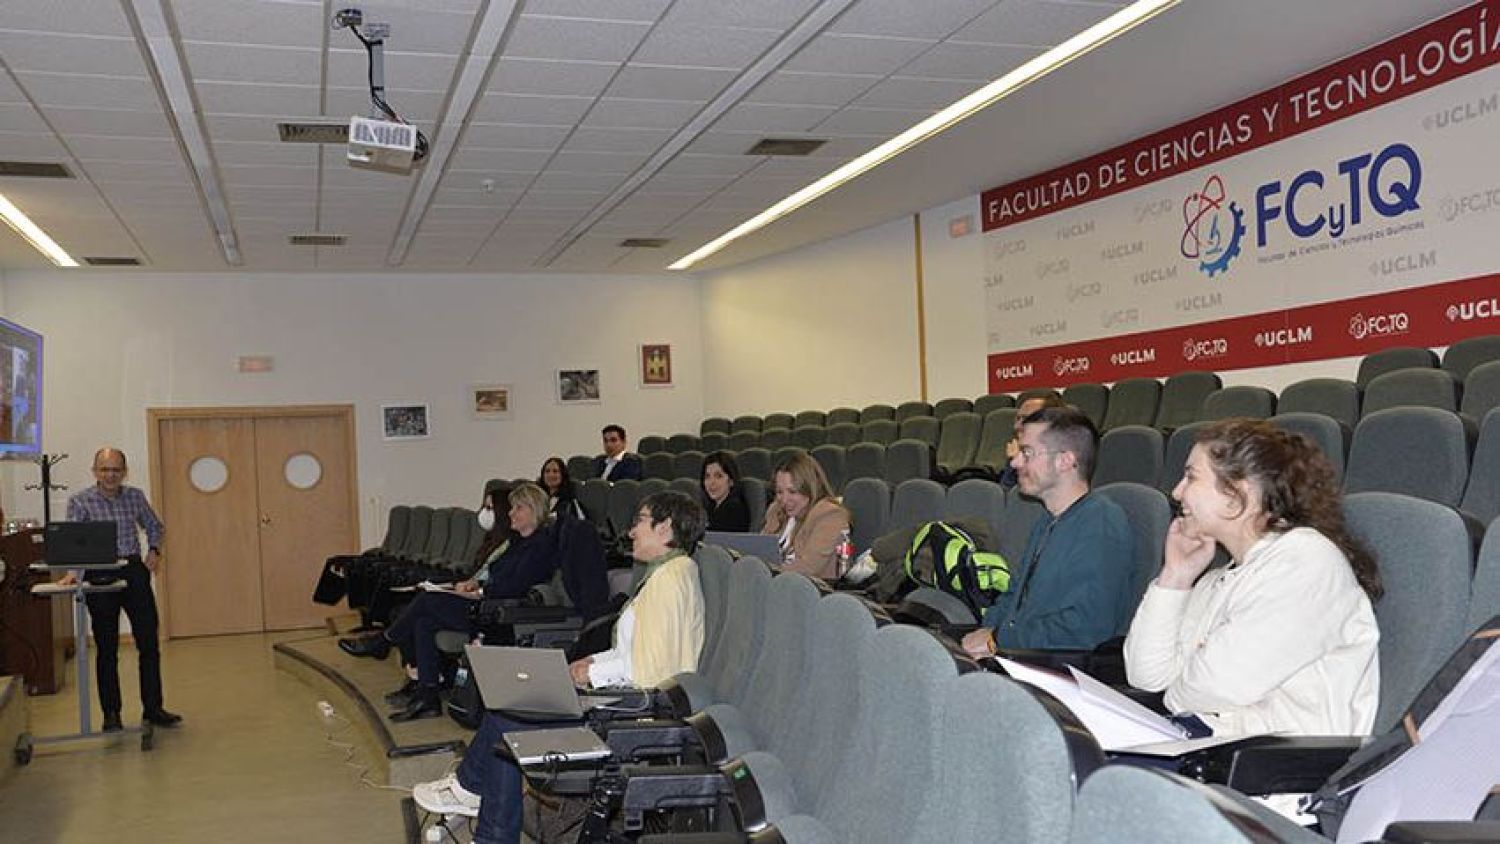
[{"x1": 63, "y1": 447, "x2": 182, "y2": 732}]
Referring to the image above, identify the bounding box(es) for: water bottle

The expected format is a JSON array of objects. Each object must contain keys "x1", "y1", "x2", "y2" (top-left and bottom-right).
[{"x1": 834, "y1": 529, "x2": 854, "y2": 580}]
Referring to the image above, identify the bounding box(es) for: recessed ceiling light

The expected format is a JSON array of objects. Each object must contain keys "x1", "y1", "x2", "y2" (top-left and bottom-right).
[
  {"x1": 619, "y1": 238, "x2": 670, "y2": 248},
  {"x1": 82, "y1": 256, "x2": 142, "y2": 266},
  {"x1": 0, "y1": 161, "x2": 73, "y2": 179},
  {"x1": 0, "y1": 193, "x2": 78, "y2": 268}
]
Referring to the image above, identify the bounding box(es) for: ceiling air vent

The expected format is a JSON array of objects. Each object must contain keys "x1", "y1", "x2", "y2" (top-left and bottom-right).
[
  {"x1": 277, "y1": 122, "x2": 349, "y2": 144},
  {"x1": 619, "y1": 238, "x2": 669, "y2": 248},
  {"x1": 288, "y1": 233, "x2": 347, "y2": 247},
  {"x1": 0, "y1": 161, "x2": 73, "y2": 178},
  {"x1": 82, "y1": 256, "x2": 141, "y2": 266},
  {"x1": 745, "y1": 138, "x2": 826, "y2": 156}
]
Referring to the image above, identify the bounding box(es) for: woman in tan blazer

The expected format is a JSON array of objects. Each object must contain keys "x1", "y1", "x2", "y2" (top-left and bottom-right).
[{"x1": 761, "y1": 451, "x2": 851, "y2": 580}]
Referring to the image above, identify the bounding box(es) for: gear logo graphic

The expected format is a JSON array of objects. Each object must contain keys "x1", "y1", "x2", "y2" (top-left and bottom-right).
[{"x1": 1181, "y1": 175, "x2": 1246, "y2": 278}]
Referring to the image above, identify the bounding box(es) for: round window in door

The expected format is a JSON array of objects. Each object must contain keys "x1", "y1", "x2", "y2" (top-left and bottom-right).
[
  {"x1": 284, "y1": 453, "x2": 323, "y2": 490},
  {"x1": 188, "y1": 456, "x2": 229, "y2": 493}
]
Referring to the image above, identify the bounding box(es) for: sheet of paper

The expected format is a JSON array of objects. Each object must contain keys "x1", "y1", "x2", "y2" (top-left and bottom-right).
[
  {"x1": 993, "y1": 657, "x2": 1185, "y2": 751},
  {"x1": 1069, "y1": 666, "x2": 1186, "y2": 737}
]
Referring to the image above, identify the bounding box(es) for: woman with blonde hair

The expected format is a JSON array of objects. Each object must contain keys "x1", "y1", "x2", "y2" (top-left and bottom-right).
[{"x1": 761, "y1": 451, "x2": 850, "y2": 579}]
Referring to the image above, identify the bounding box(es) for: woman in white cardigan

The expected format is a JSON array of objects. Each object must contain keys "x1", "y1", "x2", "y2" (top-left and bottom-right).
[{"x1": 1124, "y1": 419, "x2": 1383, "y2": 737}]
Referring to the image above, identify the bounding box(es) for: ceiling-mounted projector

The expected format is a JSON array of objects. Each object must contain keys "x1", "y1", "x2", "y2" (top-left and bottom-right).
[{"x1": 348, "y1": 115, "x2": 416, "y2": 173}]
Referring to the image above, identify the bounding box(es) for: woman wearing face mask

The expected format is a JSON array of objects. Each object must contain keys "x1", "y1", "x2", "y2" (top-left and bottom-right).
[
  {"x1": 340, "y1": 483, "x2": 564, "y2": 721},
  {"x1": 538, "y1": 456, "x2": 584, "y2": 521},
  {"x1": 700, "y1": 451, "x2": 750, "y2": 532},
  {"x1": 1124, "y1": 419, "x2": 1382, "y2": 737},
  {"x1": 760, "y1": 451, "x2": 850, "y2": 579}
]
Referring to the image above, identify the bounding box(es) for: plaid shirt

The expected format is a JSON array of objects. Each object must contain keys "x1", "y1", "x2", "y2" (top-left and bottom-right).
[{"x1": 66, "y1": 485, "x2": 164, "y2": 557}]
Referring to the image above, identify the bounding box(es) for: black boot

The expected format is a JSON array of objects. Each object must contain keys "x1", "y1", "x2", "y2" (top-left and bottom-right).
[
  {"x1": 383, "y1": 678, "x2": 419, "y2": 707},
  {"x1": 388, "y1": 687, "x2": 442, "y2": 723},
  {"x1": 338, "y1": 634, "x2": 391, "y2": 660}
]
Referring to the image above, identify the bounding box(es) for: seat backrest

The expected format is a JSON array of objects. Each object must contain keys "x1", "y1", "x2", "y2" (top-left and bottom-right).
[
  {"x1": 933, "y1": 397, "x2": 973, "y2": 419},
  {"x1": 642, "y1": 452, "x2": 674, "y2": 480},
  {"x1": 1461, "y1": 359, "x2": 1500, "y2": 422},
  {"x1": 888, "y1": 478, "x2": 946, "y2": 534},
  {"x1": 771, "y1": 446, "x2": 806, "y2": 472},
  {"x1": 416, "y1": 507, "x2": 455, "y2": 562},
  {"x1": 1357, "y1": 345, "x2": 1439, "y2": 387},
  {"x1": 731, "y1": 572, "x2": 822, "y2": 737},
  {"x1": 1345, "y1": 492, "x2": 1473, "y2": 731},
  {"x1": 437, "y1": 508, "x2": 473, "y2": 566},
  {"x1": 826, "y1": 407, "x2": 861, "y2": 427},
  {"x1": 381, "y1": 505, "x2": 411, "y2": 553},
  {"x1": 740, "y1": 477, "x2": 768, "y2": 532},
  {"x1": 706, "y1": 557, "x2": 773, "y2": 705},
  {"x1": 883, "y1": 439, "x2": 933, "y2": 487},
  {"x1": 398, "y1": 505, "x2": 433, "y2": 558},
  {"x1": 941, "y1": 478, "x2": 1005, "y2": 544},
  {"x1": 577, "y1": 478, "x2": 611, "y2": 531},
  {"x1": 1000, "y1": 487, "x2": 1047, "y2": 565},
  {"x1": 1200, "y1": 385, "x2": 1277, "y2": 421},
  {"x1": 1345, "y1": 407, "x2": 1471, "y2": 507},
  {"x1": 762, "y1": 412, "x2": 795, "y2": 431},
  {"x1": 810, "y1": 444, "x2": 847, "y2": 492},
  {"x1": 793, "y1": 410, "x2": 826, "y2": 428},
  {"x1": 1442, "y1": 334, "x2": 1500, "y2": 381},
  {"x1": 730, "y1": 415, "x2": 761, "y2": 433},
  {"x1": 1017, "y1": 388, "x2": 1061, "y2": 405},
  {"x1": 700, "y1": 417, "x2": 731, "y2": 436},
  {"x1": 934, "y1": 411, "x2": 982, "y2": 473},
  {"x1": 790, "y1": 425, "x2": 826, "y2": 450},
  {"x1": 458, "y1": 510, "x2": 486, "y2": 565},
  {"x1": 1101, "y1": 378, "x2": 1161, "y2": 430},
  {"x1": 824, "y1": 422, "x2": 862, "y2": 447},
  {"x1": 727, "y1": 430, "x2": 759, "y2": 452},
  {"x1": 974, "y1": 393, "x2": 1016, "y2": 417},
  {"x1": 1462, "y1": 408, "x2": 1500, "y2": 526},
  {"x1": 1061, "y1": 383, "x2": 1110, "y2": 429},
  {"x1": 844, "y1": 442, "x2": 887, "y2": 485},
  {"x1": 1269, "y1": 412, "x2": 1350, "y2": 482},
  {"x1": 1156, "y1": 370, "x2": 1222, "y2": 429},
  {"x1": 637, "y1": 435, "x2": 668, "y2": 455},
  {"x1": 1093, "y1": 482, "x2": 1171, "y2": 634},
  {"x1": 1278, "y1": 377, "x2": 1362, "y2": 428},
  {"x1": 973, "y1": 408, "x2": 1019, "y2": 474},
  {"x1": 841, "y1": 477, "x2": 890, "y2": 553},
  {"x1": 1160, "y1": 420, "x2": 1212, "y2": 494},
  {"x1": 759, "y1": 427, "x2": 791, "y2": 451},
  {"x1": 1470, "y1": 516, "x2": 1500, "y2": 635},
  {"x1": 566, "y1": 454, "x2": 597, "y2": 481},
  {"x1": 698, "y1": 432, "x2": 728, "y2": 453},
  {"x1": 666, "y1": 433, "x2": 699, "y2": 454},
  {"x1": 860, "y1": 419, "x2": 899, "y2": 445},
  {"x1": 737, "y1": 447, "x2": 773, "y2": 483},
  {"x1": 895, "y1": 400, "x2": 934, "y2": 422},
  {"x1": 693, "y1": 543, "x2": 735, "y2": 670},
  {"x1": 1092, "y1": 425, "x2": 1165, "y2": 488},
  {"x1": 638, "y1": 478, "x2": 668, "y2": 498},
  {"x1": 671, "y1": 450, "x2": 704, "y2": 481},
  {"x1": 899, "y1": 415, "x2": 940, "y2": 447},
  {"x1": 860, "y1": 403, "x2": 895, "y2": 423},
  {"x1": 669, "y1": 477, "x2": 700, "y2": 500},
  {"x1": 1362, "y1": 368, "x2": 1460, "y2": 415},
  {"x1": 1070, "y1": 766, "x2": 1283, "y2": 844},
  {"x1": 605, "y1": 479, "x2": 641, "y2": 537}
]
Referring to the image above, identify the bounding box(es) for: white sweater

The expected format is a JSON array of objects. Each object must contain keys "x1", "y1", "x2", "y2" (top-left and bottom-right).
[{"x1": 1124, "y1": 527, "x2": 1380, "y2": 736}]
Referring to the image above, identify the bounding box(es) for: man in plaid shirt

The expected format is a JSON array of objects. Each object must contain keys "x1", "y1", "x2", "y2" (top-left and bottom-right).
[{"x1": 65, "y1": 447, "x2": 181, "y2": 731}]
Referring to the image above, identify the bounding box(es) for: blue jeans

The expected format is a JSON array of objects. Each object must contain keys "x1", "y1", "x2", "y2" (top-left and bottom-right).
[{"x1": 457, "y1": 711, "x2": 581, "y2": 844}]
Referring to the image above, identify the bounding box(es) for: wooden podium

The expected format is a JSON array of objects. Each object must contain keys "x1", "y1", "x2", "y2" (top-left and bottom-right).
[{"x1": 0, "y1": 529, "x2": 70, "y2": 694}]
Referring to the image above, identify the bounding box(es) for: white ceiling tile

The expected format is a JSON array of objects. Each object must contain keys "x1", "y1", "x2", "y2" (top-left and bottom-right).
[
  {"x1": 100, "y1": 183, "x2": 202, "y2": 205},
  {"x1": 326, "y1": 48, "x2": 460, "y2": 91},
  {"x1": 357, "y1": 0, "x2": 484, "y2": 18},
  {"x1": 183, "y1": 42, "x2": 321, "y2": 85},
  {"x1": 603, "y1": 64, "x2": 737, "y2": 101},
  {"x1": 472, "y1": 93, "x2": 594, "y2": 125},
  {"x1": 680, "y1": 130, "x2": 773, "y2": 156},
  {"x1": 519, "y1": 0, "x2": 670, "y2": 22},
  {"x1": 226, "y1": 183, "x2": 318, "y2": 203},
  {"x1": 952, "y1": 0, "x2": 1118, "y2": 46},
  {"x1": 511, "y1": 192, "x2": 600, "y2": 210},
  {"x1": 850, "y1": 76, "x2": 981, "y2": 110},
  {"x1": 324, "y1": 88, "x2": 444, "y2": 122},
  {"x1": 68, "y1": 135, "x2": 185, "y2": 163},
  {"x1": 830, "y1": 0, "x2": 996, "y2": 38},
  {"x1": 0, "y1": 131, "x2": 72, "y2": 159},
  {"x1": 43, "y1": 106, "x2": 171, "y2": 137},
  {"x1": 196, "y1": 82, "x2": 320, "y2": 117},
  {"x1": 897, "y1": 41, "x2": 1043, "y2": 81},
  {"x1": 0, "y1": 32, "x2": 142, "y2": 75},
  {"x1": 783, "y1": 33, "x2": 935, "y2": 74},
  {"x1": 0, "y1": 0, "x2": 133, "y2": 37},
  {"x1": 221, "y1": 164, "x2": 319, "y2": 186},
  {"x1": 712, "y1": 102, "x2": 838, "y2": 133},
  {"x1": 448, "y1": 147, "x2": 555, "y2": 172},
  {"x1": 171, "y1": 1, "x2": 331, "y2": 50},
  {"x1": 214, "y1": 140, "x2": 321, "y2": 166},
  {"x1": 488, "y1": 58, "x2": 621, "y2": 97},
  {"x1": 560, "y1": 126, "x2": 672, "y2": 154},
  {"x1": 813, "y1": 105, "x2": 930, "y2": 134},
  {"x1": 0, "y1": 74, "x2": 25, "y2": 104},
  {"x1": 656, "y1": 154, "x2": 759, "y2": 178},
  {"x1": 204, "y1": 113, "x2": 292, "y2": 142},
  {"x1": 82, "y1": 160, "x2": 193, "y2": 184},
  {"x1": 0, "y1": 102, "x2": 51, "y2": 133},
  {"x1": 529, "y1": 171, "x2": 625, "y2": 192},
  {"x1": 745, "y1": 70, "x2": 877, "y2": 107},
  {"x1": 463, "y1": 123, "x2": 573, "y2": 150},
  {"x1": 634, "y1": 172, "x2": 740, "y2": 193},
  {"x1": 663, "y1": 0, "x2": 820, "y2": 29},
  {"x1": 547, "y1": 149, "x2": 648, "y2": 173},
  {"x1": 633, "y1": 24, "x2": 783, "y2": 69},
  {"x1": 506, "y1": 15, "x2": 653, "y2": 63},
  {"x1": 15, "y1": 72, "x2": 159, "y2": 111},
  {"x1": 580, "y1": 97, "x2": 702, "y2": 130},
  {"x1": 326, "y1": 11, "x2": 478, "y2": 54}
]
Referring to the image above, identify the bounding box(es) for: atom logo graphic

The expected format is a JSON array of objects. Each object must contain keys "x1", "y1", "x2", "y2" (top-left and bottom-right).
[{"x1": 1181, "y1": 175, "x2": 1246, "y2": 278}]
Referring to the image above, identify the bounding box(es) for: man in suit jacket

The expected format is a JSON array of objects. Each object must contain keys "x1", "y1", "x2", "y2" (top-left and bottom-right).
[{"x1": 593, "y1": 424, "x2": 643, "y2": 482}]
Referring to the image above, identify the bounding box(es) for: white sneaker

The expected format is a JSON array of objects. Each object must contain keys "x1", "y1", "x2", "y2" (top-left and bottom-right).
[{"x1": 413, "y1": 773, "x2": 481, "y2": 817}]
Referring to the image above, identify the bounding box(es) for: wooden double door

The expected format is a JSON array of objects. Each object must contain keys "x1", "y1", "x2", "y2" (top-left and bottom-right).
[{"x1": 150, "y1": 406, "x2": 358, "y2": 638}]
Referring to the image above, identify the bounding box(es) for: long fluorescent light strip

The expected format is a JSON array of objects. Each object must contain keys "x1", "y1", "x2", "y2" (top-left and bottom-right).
[
  {"x1": 668, "y1": 0, "x2": 1180, "y2": 271},
  {"x1": 0, "y1": 193, "x2": 79, "y2": 267}
]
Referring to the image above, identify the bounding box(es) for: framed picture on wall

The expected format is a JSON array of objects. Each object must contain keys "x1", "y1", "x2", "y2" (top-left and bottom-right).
[
  {"x1": 471, "y1": 384, "x2": 512, "y2": 420},
  {"x1": 640, "y1": 343, "x2": 672, "y2": 387},
  {"x1": 556, "y1": 369, "x2": 601, "y2": 404},
  {"x1": 381, "y1": 403, "x2": 431, "y2": 440}
]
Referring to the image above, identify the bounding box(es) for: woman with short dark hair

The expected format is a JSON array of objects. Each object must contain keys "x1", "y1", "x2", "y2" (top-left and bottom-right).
[{"x1": 700, "y1": 450, "x2": 750, "y2": 532}]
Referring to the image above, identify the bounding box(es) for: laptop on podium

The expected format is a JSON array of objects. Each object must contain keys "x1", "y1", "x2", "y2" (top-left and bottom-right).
[{"x1": 43, "y1": 522, "x2": 118, "y2": 567}]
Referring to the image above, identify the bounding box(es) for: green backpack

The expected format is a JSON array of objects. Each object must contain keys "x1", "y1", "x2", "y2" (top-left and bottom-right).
[{"x1": 903, "y1": 521, "x2": 1011, "y2": 615}]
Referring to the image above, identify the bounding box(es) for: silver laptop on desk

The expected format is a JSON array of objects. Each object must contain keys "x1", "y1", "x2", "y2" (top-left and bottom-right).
[
  {"x1": 703, "y1": 531, "x2": 782, "y2": 563},
  {"x1": 464, "y1": 644, "x2": 619, "y2": 719}
]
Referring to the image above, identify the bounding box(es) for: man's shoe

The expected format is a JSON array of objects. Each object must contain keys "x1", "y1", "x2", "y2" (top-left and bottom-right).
[
  {"x1": 338, "y1": 634, "x2": 391, "y2": 660},
  {"x1": 388, "y1": 690, "x2": 442, "y2": 723},
  {"x1": 412, "y1": 773, "x2": 480, "y2": 817},
  {"x1": 101, "y1": 713, "x2": 123, "y2": 733},
  {"x1": 383, "y1": 679, "x2": 419, "y2": 707},
  {"x1": 143, "y1": 708, "x2": 183, "y2": 727}
]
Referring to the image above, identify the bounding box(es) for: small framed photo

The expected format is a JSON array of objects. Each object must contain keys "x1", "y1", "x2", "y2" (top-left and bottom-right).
[
  {"x1": 382, "y1": 403, "x2": 431, "y2": 440},
  {"x1": 472, "y1": 384, "x2": 512, "y2": 420},
  {"x1": 556, "y1": 369, "x2": 601, "y2": 404},
  {"x1": 640, "y1": 343, "x2": 673, "y2": 387}
]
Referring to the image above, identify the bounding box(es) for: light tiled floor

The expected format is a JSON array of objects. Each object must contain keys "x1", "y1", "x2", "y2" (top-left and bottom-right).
[{"x1": 0, "y1": 631, "x2": 411, "y2": 843}]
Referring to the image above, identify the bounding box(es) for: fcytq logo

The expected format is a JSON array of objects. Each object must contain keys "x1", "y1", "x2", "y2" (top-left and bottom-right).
[
  {"x1": 1446, "y1": 298, "x2": 1500, "y2": 322},
  {"x1": 1254, "y1": 326, "x2": 1313, "y2": 348},
  {"x1": 1348, "y1": 311, "x2": 1409, "y2": 340},
  {"x1": 1181, "y1": 337, "x2": 1229, "y2": 362},
  {"x1": 1110, "y1": 348, "x2": 1156, "y2": 366},
  {"x1": 1053, "y1": 355, "x2": 1091, "y2": 377}
]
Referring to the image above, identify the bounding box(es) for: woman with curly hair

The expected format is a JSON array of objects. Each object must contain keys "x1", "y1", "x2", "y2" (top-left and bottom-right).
[{"x1": 1124, "y1": 418, "x2": 1382, "y2": 736}]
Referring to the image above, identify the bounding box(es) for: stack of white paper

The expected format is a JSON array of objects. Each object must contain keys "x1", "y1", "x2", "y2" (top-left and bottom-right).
[{"x1": 994, "y1": 657, "x2": 1187, "y2": 751}]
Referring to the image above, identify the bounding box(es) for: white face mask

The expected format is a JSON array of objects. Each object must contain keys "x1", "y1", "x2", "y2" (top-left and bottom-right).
[{"x1": 477, "y1": 506, "x2": 496, "y2": 531}]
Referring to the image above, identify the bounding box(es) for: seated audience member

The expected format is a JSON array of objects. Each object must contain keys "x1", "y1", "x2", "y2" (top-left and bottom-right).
[
  {"x1": 593, "y1": 424, "x2": 643, "y2": 482},
  {"x1": 761, "y1": 451, "x2": 851, "y2": 579},
  {"x1": 339, "y1": 483, "x2": 562, "y2": 721},
  {"x1": 412, "y1": 491, "x2": 707, "y2": 840},
  {"x1": 701, "y1": 450, "x2": 751, "y2": 532},
  {"x1": 539, "y1": 456, "x2": 584, "y2": 520},
  {"x1": 962, "y1": 405, "x2": 1135, "y2": 655},
  {"x1": 998, "y1": 394, "x2": 1065, "y2": 488},
  {"x1": 1124, "y1": 419, "x2": 1382, "y2": 736}
]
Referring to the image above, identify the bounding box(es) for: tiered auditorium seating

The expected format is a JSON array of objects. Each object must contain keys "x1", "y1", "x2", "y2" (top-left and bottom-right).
[
  {"x1": 1155, "y1": 371, "x2": 1221, "y2": 430},
  {"x1": 1361, "y1": 368, "x2": 1460, "y2": 414},
  {"x1": 1356, "y1": 345, "x2": 1439, "y2": 387},
  {"x1": 1061, "y1": 382, "x2": 1109, "y2": 428},
  {"x1": 1101, "y1": 378, "x2": 1161, "y2": 430},
  {"x1": 1200, "y1": 385, "x2": 1276, "y2": 420}
]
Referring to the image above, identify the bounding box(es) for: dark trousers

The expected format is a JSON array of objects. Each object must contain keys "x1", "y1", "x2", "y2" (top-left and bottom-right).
[
  {"x1": 84, "y1": 557, "x2": 162, "y2": 715},
  {"x1": 384, "y1": 591, "x2": 473, "y2": 690},
  {"x1": 459, "y1": 712, "x2": 581, "y2": 844}
]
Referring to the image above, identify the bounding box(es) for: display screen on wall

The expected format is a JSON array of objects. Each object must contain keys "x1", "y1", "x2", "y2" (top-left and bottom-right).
[{"x1": 0, "y1": 315, "x2": 42, "y2": 458}]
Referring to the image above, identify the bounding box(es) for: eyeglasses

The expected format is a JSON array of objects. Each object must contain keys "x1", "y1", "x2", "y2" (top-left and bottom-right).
[{"x1": 1015, "y1": 446, "x2": 1058, "y2": 462}]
